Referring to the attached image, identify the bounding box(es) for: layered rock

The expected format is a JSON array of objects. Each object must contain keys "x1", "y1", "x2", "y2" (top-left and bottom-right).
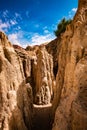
[
  {"x1": 0, "y1": 32, "x2": 56, "y2": 130},
  {"x1": 52, "y1": 0, "x2": 87, "y2": 129},
  {"x1": 0, "y1": 32, "x2": 33, "y2": 130},
  {"x1": 26, "y1": 45, "x2": 55, "y2": 105},
  {"x1": 0, "y1": 0, "x2": 87, "y2": 130}
]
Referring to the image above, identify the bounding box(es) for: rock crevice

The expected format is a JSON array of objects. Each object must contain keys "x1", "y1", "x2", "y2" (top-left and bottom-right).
[{"x1": 0, "y1": 0, "x2": 87, "y2": 130}]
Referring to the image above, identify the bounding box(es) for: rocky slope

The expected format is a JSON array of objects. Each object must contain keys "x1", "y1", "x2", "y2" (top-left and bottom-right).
[{"x1": 0, "y1": 0, "x2": 87, "y2": 130}]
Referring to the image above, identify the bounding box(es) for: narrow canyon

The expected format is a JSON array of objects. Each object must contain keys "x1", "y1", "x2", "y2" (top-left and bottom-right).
[{"x1": 0, "y1": 0, "x2": 87, "y2": 130}]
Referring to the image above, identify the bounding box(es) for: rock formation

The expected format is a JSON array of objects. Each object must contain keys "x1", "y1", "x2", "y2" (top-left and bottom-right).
[
  {"x1": 0, "y1": 0, "x2": 87, "y2": 130},
  {"x1": 31, "y1": 45, "x2": 55, "y2": 105},
  {"x1": 0, "y1": 33, "x2": 56, "y2": 130},
  {"x1": 0, "y1": 32, "x2": 33, "y2": 130},
  {"x1": 52, "y1": 0, "x2": 87, "y2": 129}
]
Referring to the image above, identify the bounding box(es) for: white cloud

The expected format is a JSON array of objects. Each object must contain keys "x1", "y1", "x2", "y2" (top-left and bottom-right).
[
  {"x1": 68, "y1": 7, "x2": 77, "y2": 19},
  {"x1": 17, "y1": 26, "x2": 21, "y2": 30},
  {"x1": 22, "y1": 43, "x2": 29, "y2": 48},
  {"x1": 0, "y1": 20, "x2": 10, "y2": 32},
  {"x1": 0, "y1": 10, "x2": 55, "y2": 48},
  {"x1": 7, "y1": 31, "x2": 55, "y2": 48},
  {"x1": 30, "y1": 33, "x2": 55, "y2": 45},
  {"x1": 72, "y1": 8, "x2": 77, "y2": 12},
  {"x1": 0, "y1": 19, "x2": 18, "y2": 33},
  {"x1": 43, "y1": 26, "x2": 50, "y2": 34},
  {"x1": 0, "y1": 11, "x2": 21, "y2": 33},
  {"x1": 7, "y1": 31, "x2": 28, "y2": 48},
  {"x1": 2, "y1": 10, "x2": 9, "y2": 18},
  {"x1": 44, "y1": 29, "x2": 49, "y2": 34},
  {"x1": 43, "y1": 26, "x2": 48, "y2": 30},
  {"x1": 8, "y1": 33, "x2": 21, "y2": 45},
  {"x1": 15, "y1": 13, "x2": 22, "y2": 20},
  {"x1": 10, "y1": 20, "x2": 17, "y2": 25}
]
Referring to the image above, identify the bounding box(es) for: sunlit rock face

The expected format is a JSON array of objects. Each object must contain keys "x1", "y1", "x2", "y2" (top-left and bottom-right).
[
  {"x1": 0, "y1": 0, "x2": 87, "y2": 130},
  {"x1": 78, "y1": 0, "x2": 87, "y2": 9},
  {"x1": 0, "y1": 32, "x2": 33, "y2": 130},
  {"x1": 0, "y1": 32, "x2": 57, "y2": 130},
  {"x1": 31, "y1": 45, "x2": 55, "y2": 105},
  {"x1": 52, "y1": 0, "x2": 87, "y2": 130}
]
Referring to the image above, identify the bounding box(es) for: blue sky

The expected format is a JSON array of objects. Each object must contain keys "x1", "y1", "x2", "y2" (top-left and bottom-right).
[{"x1": 0, "y1": 0, "x2": 78, "y2": 47}]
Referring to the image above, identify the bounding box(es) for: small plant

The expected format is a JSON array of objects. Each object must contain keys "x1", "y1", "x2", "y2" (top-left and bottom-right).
[{"x1": 54, "y1": 18, "x2": 72, "y2": 37}]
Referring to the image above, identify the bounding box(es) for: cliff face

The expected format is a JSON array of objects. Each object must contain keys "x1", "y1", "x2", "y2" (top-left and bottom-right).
[
  {"x1": 52, "y1": 0, "x2": 87, "y2": 129},
  {"x1": 0, "y1": 32, "x2": 33, "y2": 130},
  {"x1": 0, "y1": 32, "x2": 56, "y2": 130},
  {"x1": 0, "y1": 0, "x2": 87, "y2": 130},
  {"x1": 31, "y1": 45, "x2": 55, "y2": 105}
]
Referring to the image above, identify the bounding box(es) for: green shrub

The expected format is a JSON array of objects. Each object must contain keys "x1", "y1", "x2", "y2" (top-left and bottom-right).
[{"x1": 54, "y1": 18, "x2": 72, "y2": 37}]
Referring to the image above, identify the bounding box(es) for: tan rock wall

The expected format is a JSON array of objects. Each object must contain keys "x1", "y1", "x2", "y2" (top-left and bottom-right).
[
  {"x1": 0, "y1": 1, "x2": 87, "y2": 129},
  {"x1": 31, "y1": 45, "x2": 55, "y2": 105},
  {"x1": 0, "y1": 32, "x2": 33, "y2": 130},
  {"x1": 52, "y1": 0, "x2": 87, "y2": 129}
]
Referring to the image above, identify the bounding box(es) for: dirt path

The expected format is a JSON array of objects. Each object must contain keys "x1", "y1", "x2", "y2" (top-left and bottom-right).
[{"x1": 32, "y1": 104, "x2": 53, "y2": 130}]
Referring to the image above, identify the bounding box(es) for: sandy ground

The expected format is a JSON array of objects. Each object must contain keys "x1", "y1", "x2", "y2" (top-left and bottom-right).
[{"x1": 32, "y1": 104, "x2": 53, "y2": 130}]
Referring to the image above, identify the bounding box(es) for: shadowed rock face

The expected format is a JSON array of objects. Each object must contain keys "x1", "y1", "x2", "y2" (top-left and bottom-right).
[{"x1": 0, "y1": 0, "x2": 87, "y2": 130}]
